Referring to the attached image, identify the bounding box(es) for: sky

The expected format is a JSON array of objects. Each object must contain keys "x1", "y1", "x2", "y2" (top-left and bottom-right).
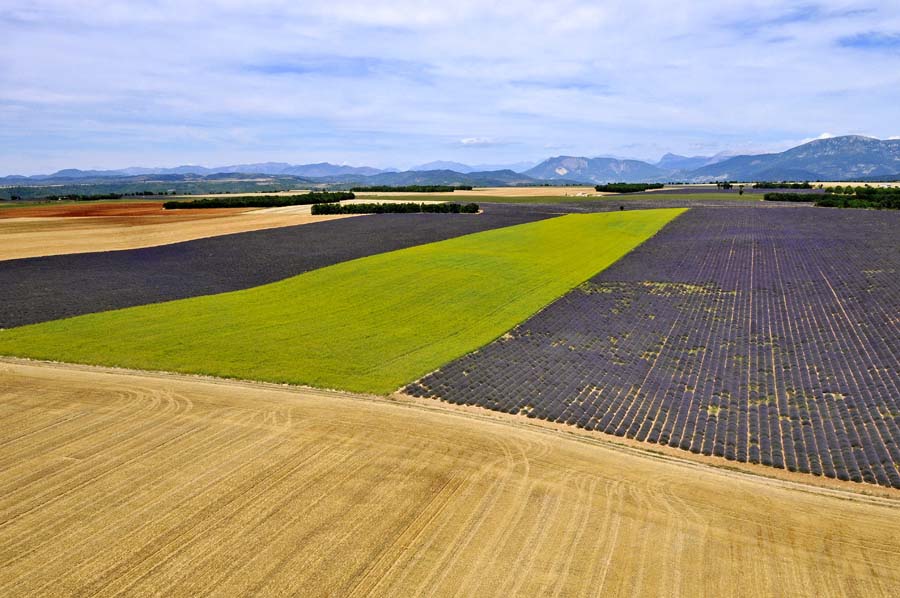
[{"x1": 3, "y1": 0, "x2": 900, "y2": 174}]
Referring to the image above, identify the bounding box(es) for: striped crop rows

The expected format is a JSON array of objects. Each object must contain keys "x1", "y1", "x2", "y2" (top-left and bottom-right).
[{"x1": 407, "y1": 207, "x2": 900, "y2": 488}]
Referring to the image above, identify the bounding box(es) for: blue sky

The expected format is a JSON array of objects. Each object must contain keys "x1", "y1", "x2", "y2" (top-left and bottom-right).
[{"x1": 3, "y1": 0, "x2": 900, "y2": 174}]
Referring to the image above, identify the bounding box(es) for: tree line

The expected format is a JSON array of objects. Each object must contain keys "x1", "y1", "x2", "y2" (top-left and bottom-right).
[
  {"x1": 764, "y1": 187, "x2": 900, "y2": 209},
  {"x1": 311, "y1": 202, "x2": 479, "y2": 215},
  {"x1": 594, "y1": 183, "x2": 664, "y2": 193},
  {"x1": 9, "y1": 190, "x2": 173, "y2": 201},
  {"x1": 752, "y1": 182, "x2": 813, "y2": 189},
  {"x1": 350, "y1": 185, "x2": 473, "y2": 192},
  {"x1": 164, "y1": 191, "x2": 354, "y2": 209}
]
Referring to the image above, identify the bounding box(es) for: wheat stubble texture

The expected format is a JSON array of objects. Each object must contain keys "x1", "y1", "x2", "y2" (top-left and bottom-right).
[{"x1": 0, "y1": 360, "x2": 898, "y2": 597}]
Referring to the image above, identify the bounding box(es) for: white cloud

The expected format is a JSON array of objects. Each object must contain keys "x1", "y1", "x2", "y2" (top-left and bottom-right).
[
  {"x1": 460, "y1": 137, "x2": 494, "y2": 145},
  {"x1": 2, "y1": 0, "x2": 900, "y2": 173}
]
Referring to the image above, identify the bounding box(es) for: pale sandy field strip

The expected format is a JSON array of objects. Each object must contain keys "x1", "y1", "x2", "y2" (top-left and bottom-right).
[
  {"x1": 0, "y1": 213, "x2": 354, "y2": 261},
  {"x1": 0, "y1": 360, "x2": 898, "y2": 597},
  {"x1": 0, "y1": 199, "x2": 460, "y2": 261}
]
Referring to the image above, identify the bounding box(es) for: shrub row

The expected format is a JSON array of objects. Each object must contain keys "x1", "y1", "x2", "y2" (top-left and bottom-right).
[
  {"x1": 350, "y1": 185, "x2": 473, "y2": 192},
  {"x1": 594, "y1": 183, "x2": 664, "y2": 193},
  {"x1": 763, "y1": 193, "x2": 815, "y2": 202},
  {"x1": 164, "y1": 191, "x2": 354, "y2": 209},
  {"x1": 753, "y1": 181, "x2": 813, "y2": 189},
  {"x1": 311, "y1": 202, "x2": 479, "y2": 215},
  {"x1": 765, "y1": 187, "x2": 900, "y2": 209},
  {"x1": 816, "y1": 195, "x2": 900, "y2": 209}
]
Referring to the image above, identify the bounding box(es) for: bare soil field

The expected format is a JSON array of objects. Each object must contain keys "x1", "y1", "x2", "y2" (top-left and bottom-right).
[
  {"x1": 0, "y1": 359, "x2": 898, "y2": 597},
  {"x1": 0, "y1": 201, "x2": 244, "y2": 219}
]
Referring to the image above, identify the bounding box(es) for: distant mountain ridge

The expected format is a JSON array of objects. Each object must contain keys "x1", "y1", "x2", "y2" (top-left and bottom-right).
[
  {"x1": 316, "y1": 169, "x2": 545, "y2": 187},
  {"x1": 524, "y1": 156, "x2": 668, "y2": 184},
  {"x1": 682, "y1": 136, "x2": 900, "y2": 182},
  {"x1": 4, "y1": 136, "x2": 900, "y2": 186},
  {"x1": 409, "y1": 160, "x2": 536, "y2": 173},
  {"x1": 523, "y1": 136, "x2": 900, "y2": 183},
  {"x1": 18, "y1": 162, "x2": 387, "y2": 181}
]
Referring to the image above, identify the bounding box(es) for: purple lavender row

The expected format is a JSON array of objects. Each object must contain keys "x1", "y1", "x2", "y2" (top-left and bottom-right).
[{"x1": 407, "y1": 207, "x2": 900, "y2": 489}]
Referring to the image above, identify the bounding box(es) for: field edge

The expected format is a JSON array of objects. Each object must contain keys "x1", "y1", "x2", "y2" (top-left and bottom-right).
[{"x1": 4, "y1": 355, "x2": 897, "y2": 503}]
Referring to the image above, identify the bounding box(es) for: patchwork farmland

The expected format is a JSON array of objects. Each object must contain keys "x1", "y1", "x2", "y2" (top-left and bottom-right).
[
  {"x1": 0, "y1": 203, "x2": 555, "y2": 327},
  {"x1": 0, "y1": 210, "x2": 684, "y2": 393},
  {"x1": 1, "y1": 193, "x2": 899, "y2": 595},
  {"x1": 408, "y1": 207, "x2": 900, "y2": 488}
]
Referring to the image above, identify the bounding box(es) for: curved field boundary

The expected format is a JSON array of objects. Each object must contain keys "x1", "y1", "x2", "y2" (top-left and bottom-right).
[
  {"x1": 0, "y1": 209, "x2": 684, "y2": 394},
  {"x1": 1, "y1": 360, "x2": 898, "y2": 596},
  {"x1": 0, "y1": 204, "x2": 555, "y2": 329}
]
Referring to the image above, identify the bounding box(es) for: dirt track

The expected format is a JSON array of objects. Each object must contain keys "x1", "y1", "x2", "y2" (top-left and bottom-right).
[{"x1": 1, "y1": 359, "x2": 897, "y2": 596}]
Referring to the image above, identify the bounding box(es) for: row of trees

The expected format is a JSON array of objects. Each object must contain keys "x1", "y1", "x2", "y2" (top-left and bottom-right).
[
  {"x1": 753, "y1": 181, "x2": 813, "y2": 189},
  {"x1": 763, "y1": 193, "x2": 814, "y2": 202},
  {"x1": 28, "y1": 191, "x2": 167, "y2": 201},
  {"x1": 765, "y1": 187, "x2": 900, "y2": 209},
  {"x1": 818, "y1": 187, "x2": 900, "y2": 209},
  {"x1": 311, "y1": 202, "x2": 479, "y2": 215},
  {"x1": 164, "y1": 191, "x2": 354, "y2": 209},
  {"x1": 350, "y1": 185, "x2": 473, "y2": 192},
  {"x1": 594, "y1": 183, "x2": 664, "y2": 193}
]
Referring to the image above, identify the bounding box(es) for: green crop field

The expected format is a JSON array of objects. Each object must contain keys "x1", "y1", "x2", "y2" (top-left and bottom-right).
[{"x1": 0, "y1": 209, "x2": 684, "y2": 393}]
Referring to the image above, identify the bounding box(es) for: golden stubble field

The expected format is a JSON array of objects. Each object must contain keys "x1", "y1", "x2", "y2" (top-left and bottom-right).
[
  {"x1": 0, "y1": 212, "x2": 354, "y2": 261},
  {"x1": 1, "y1": 360, "x2": 898, "y2": 597},
  {"x1": 0, "y1": 198, "x2": 445, "y2": 261}
]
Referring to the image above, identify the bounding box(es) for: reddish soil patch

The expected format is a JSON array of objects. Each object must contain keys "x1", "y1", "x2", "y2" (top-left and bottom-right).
[{"x1": 0, "y1": 202, "x2": 248, "y2": 219}]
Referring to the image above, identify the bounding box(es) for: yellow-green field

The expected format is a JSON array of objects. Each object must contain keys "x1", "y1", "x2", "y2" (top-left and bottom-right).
[{"x1": 0, "y1": 209, "x2": 683, "y2": 393}]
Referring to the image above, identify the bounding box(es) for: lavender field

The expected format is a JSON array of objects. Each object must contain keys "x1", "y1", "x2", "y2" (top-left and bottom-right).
[{"x1": 408, "y1": 207, "x2": 900, "y2": 488}]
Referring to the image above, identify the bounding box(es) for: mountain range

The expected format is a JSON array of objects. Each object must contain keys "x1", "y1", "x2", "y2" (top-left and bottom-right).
[{"x1": 4, "y1": 136, "x2": 899, "y2": 186}]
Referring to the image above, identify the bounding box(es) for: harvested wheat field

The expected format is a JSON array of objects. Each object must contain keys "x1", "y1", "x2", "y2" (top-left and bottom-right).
[
  {"x1": 0, "y1": 211, "x2": 353, "y2": 261},
  {"x1": 1, "y1": 360, "x2": 898, "y2": 597}
]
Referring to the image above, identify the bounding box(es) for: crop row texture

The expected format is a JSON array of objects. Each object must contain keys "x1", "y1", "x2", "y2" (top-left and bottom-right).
[{"x1": 408, "y1": 207, "x2": 900, "y2": 488}]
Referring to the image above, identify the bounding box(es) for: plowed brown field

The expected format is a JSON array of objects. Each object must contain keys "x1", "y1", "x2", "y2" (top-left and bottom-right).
[
  {"x1": 0, "y1": 201, "x2": 250, "y2": 218},
  {"x1": 1, "y1": 360, "x2": 898, "y2": 597}
]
